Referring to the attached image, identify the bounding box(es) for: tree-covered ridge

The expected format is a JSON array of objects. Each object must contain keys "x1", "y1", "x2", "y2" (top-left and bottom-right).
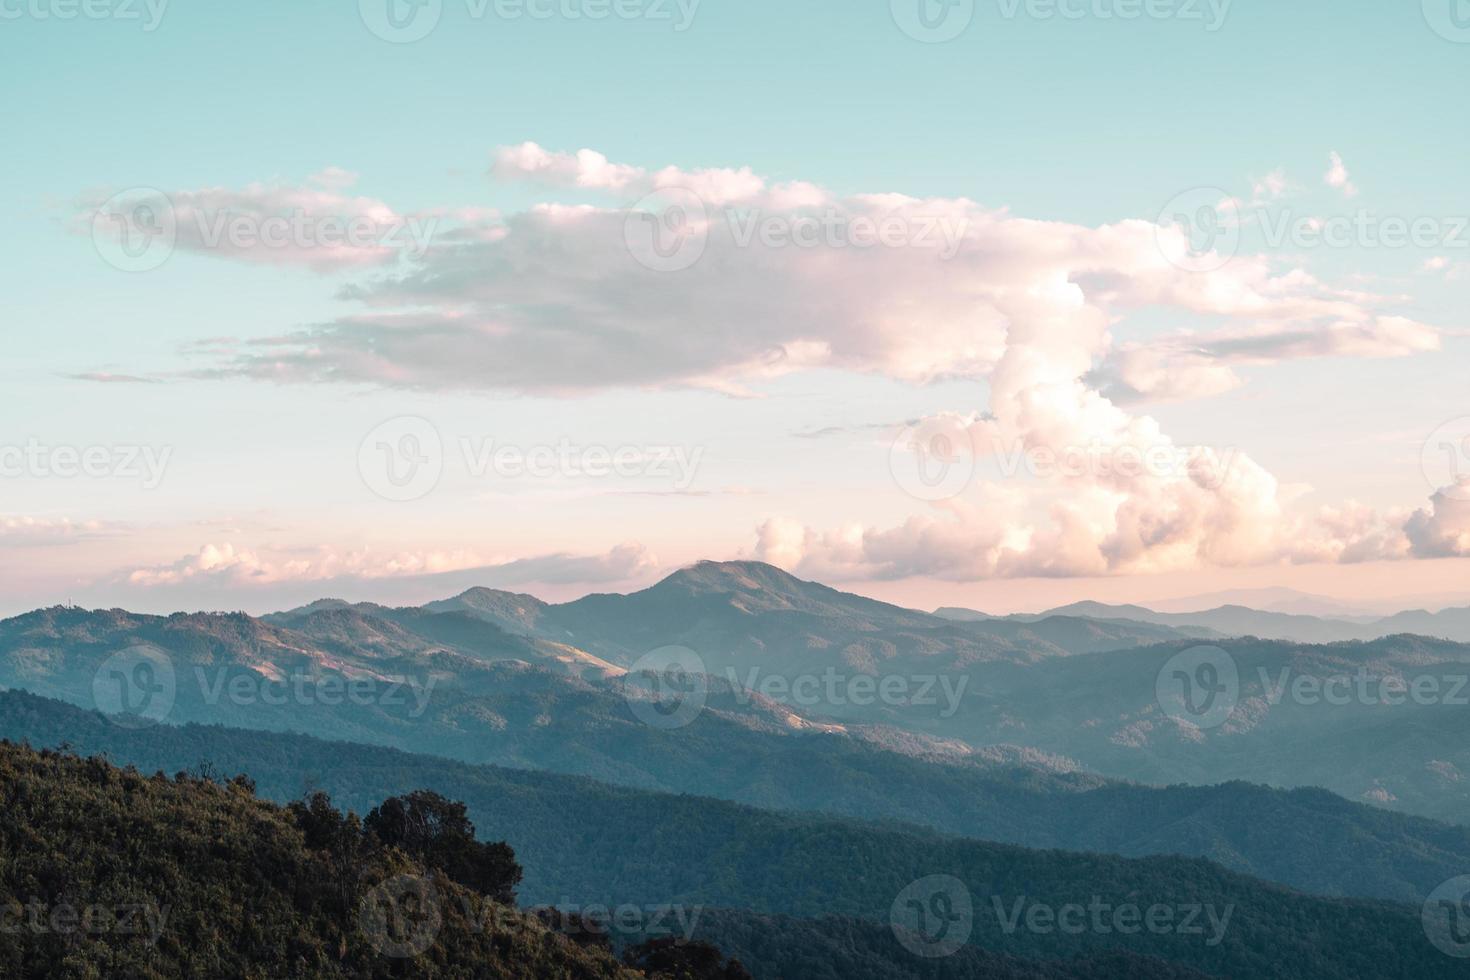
[
  {"x1": 0, "y1": 735, "x2": 1219, "y2": 980},
  {"x1": 0, "y1": 738, "x2": 673, "y2": 979}
]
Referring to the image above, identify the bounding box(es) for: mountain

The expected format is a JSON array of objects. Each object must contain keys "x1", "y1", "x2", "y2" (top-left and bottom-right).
[
  {"x1": 1149, "y1": 588, "x2": 1470, "y2": 619},
  {"x1": 7, "y1": 596, "x2": 1470, "y2": 823},
  {"x1": 6, "y1": 688, "x2": 1470, "y2": 907},
  {"x1": 423, "y1": 587, "x2": 558, "y2": 636},
  {"x1": 1033, "y1": 602, "x2": 1361, "y2": 643},
  {"x1": 3, "y1": 716, "x2": 1462, "y2": 979},
  {"x1": 428, "y1": 561, "x2": 1220, "y2": 684},
  {"x1": 934, "y1": 606, "x2": 992, "y2": 622},
  {"x1": 1376, "y1": 605, "x2": 1470, "y2": 640}
]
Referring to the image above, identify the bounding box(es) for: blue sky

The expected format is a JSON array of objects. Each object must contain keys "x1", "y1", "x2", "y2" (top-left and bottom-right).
[{"x1": 3, "y1": 0, "x2": 1469, "y2": 614}]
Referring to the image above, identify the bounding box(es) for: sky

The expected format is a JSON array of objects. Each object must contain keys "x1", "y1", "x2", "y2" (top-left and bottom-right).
[{"x1": 3, "y1": 0, "x2": 1469, "y2": 616}]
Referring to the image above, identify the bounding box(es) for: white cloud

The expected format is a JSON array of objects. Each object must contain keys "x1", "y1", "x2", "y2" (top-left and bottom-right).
[
  {"x1": 492, "y1": 142, "x2": 780, "y2": 206},
  {"x1": 78, "y1": 174, "x2": 446, "y2": 273},
  {"x1": 92, "y1": 144, "x2": 1453, "y2": 584},
  {"x1": 1250, "y1": 169, "x2": 1289, "y2": 204},
  {"x1": 1095, "y1": 315, "x2": 1440, "y2": 403},
  {"x1": 1325, "y1": 151, "x2": 1359, "y2": 198},
  {"x1": 124, "y1": 542, "x2": 657, "y2": 590},
  {"x1": 0, "y1": 516, "x2": 119, "y2": 546},
  {"x1": 174, "y1": 144, "x2": 1436, "y2": 401}
]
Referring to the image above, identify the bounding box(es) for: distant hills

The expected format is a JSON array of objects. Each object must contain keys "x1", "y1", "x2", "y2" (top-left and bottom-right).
[
  {"x1": 936, "y1": 596, "x2": 1470, "y2": 645},
  {"x1": 915, "y1": 633, "x2": 1470, "y2": 821},
  {"x1": 6, "y1": 562, "x2": 1470, "y2": 824}
]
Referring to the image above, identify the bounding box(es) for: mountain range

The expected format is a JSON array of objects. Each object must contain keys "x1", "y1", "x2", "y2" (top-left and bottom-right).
[
  {"x1": 6, "y1": 562, "x2": 1470, "y2": 821},
  {"x1": 6, "y1": 561, "x2": 1470, "y2": 977},
  {"x1": 946, "y1": 599, "x2": 1470, "y2": 645}
]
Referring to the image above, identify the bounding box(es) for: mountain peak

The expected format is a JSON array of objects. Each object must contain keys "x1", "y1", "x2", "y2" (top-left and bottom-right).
[{"x1": 654, "y1": 560, "x2": 810, "y2": 597}]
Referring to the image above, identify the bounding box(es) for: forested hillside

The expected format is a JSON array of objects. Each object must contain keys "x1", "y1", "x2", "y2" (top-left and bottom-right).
[
  {"x1": 1, "y1": 693, "x2": 1464, "y2": 979},
  {"x1": 3, "y1": 689, "x2": 1466, "y2": 906},
  {"x1": 0, "y1": 737, "x2": 1227, "y2": 980},
  {"x1": 0, "y1": 740, "x2": 641, "y2": 978}
]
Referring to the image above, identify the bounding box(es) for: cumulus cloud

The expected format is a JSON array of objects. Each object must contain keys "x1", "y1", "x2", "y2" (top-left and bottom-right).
[
  {"x1": 89, "y1": 143, "x2": 1452, "y2": 584},
  {"x1": 756, "y1": 482, "x2": 1433, "y2": 583},
  {"x1": 1405, "y1": 482, "x2": 1470, "y2": 558},
  {"x1": 171, "y1": 142, "x2": 1436, "y2": 400},
  {"x1": 753, "y1": 298, "x2": 1331, "y2": 582}
]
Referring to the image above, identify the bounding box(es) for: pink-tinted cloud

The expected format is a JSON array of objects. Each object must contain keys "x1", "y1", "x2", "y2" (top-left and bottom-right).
[
  {"x1": 79, "y1": 169, "x2": 446, "y2": 273},
  {"x1": 0, "y1": 516, "x2": 120, "y2": 547},
  {"x1": 124, "y1": 541, "x2": 657, "y2": 590},
  {"x1": 186, "y1": 146, "x2": 1436, "y2": 398},
  {"x1": 83, "y1": 144, "x2": 1452, "y2": 584},
  {"x1": 1095, "y1": 315, "x2": 1440, "y2": 402},
  {"x1": 1405, "y1": 481, "x2": 1470, "y2": 558}
]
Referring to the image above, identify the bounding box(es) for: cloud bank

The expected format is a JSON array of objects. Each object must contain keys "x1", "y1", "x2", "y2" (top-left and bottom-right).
[{"x1": 75, "y1": 143, "x2": 1458, "y2": 583}]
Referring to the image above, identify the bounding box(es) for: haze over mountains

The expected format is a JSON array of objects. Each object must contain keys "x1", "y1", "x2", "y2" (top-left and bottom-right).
[
  {"x1": 939, "y1": 594, "x2": 1470, "y2": 645},
  {"x1": 5, "y1": 561, "x2": 1470, "y2": 821}
]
